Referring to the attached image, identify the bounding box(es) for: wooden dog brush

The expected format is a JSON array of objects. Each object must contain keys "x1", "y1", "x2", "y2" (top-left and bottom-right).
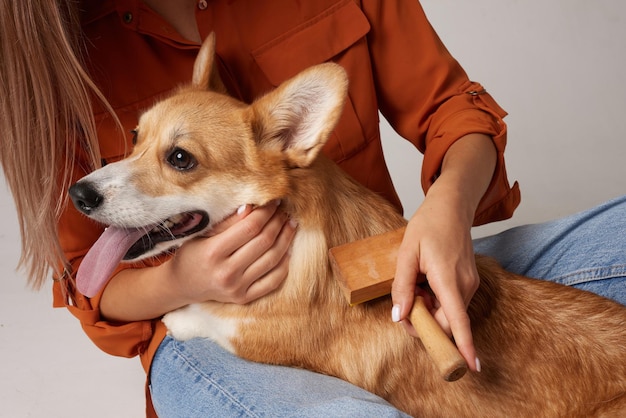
[{"x1": 329, "y1": 227, "x2": 468, "y2": 382}]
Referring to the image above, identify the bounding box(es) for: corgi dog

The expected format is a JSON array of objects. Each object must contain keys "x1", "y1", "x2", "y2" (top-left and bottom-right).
[{"x1": 69, "y1": 35, "x2": 626, "y2": 417}]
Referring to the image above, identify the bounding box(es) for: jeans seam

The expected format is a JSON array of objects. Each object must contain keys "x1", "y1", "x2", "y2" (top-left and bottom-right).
[
  {"x1": 171, "y1": 339, "x2": 260, "y2": 418},
  {"x1": 551, "y1": 264, "x2": 626, "y2": 286}
]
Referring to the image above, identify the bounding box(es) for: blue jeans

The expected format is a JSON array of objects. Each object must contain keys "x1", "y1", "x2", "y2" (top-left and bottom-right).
[
  {"x1": 150, "y1": 196, "x2": 626, "y2": 417},
  {"x1": 473, "y1": 195, "x2": 626, "y2": 305}
]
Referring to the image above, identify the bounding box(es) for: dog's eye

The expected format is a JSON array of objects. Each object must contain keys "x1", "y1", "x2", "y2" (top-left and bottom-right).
[
  {"x1": 167, "y1": 147, "x2": 196, "y2": 171},
  {"x1": 130, "y1": 129, "x2": 138, "y2": 145}
]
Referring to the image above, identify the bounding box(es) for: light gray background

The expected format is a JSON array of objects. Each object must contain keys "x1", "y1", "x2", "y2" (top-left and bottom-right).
[{"x1": 1, "y1": 1, "x2": 625, "y2": 416}]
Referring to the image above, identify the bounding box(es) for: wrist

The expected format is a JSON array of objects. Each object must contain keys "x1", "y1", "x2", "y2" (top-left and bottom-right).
[
  {"x1": 100, "y1": 260, "x2": 189, "y2": 322},
  {"x1": 428, "y1": 133, "x2": 497, "y2": 225},
  {"x1": 423, "y1": 178, "x2": 477, "y2": 228}
]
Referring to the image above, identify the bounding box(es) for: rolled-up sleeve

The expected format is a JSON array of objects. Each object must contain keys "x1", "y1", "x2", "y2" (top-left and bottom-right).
[
  {"x1": 361, "y1": 0, "x2": 520, "y2": 224},
  {"x1": 52, "y1": 260, "x2": 154, "y2": 358}
]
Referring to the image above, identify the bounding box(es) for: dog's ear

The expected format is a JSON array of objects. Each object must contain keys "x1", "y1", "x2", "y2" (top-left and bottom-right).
[
  {"x1": 192, "y1": 33, "x2": 227, "y2": 94},
  {"x1": 250, "y1": 63, "x2": 348, "y2": 167}
]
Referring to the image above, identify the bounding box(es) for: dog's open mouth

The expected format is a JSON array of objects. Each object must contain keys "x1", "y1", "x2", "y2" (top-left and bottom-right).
[
  {"x1": 124, "y1": 211, "x2": 210, "y2": 260},
  {"x1": 75, "y1": 210, "x2": 209, "y2": 298}
]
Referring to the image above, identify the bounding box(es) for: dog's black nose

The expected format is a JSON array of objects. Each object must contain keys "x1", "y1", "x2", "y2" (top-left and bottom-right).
[{"x1": 69, "y1": 182, "x2": 103, "y2": 215}]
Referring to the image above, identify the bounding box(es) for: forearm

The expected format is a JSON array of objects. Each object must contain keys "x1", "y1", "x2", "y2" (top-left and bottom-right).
[
  {"x1": 423, "y1": 133, "x2": 497, "y2": 225},
  {"x1": 99, "y1": 262, "x2": 186, "y2": 322}
]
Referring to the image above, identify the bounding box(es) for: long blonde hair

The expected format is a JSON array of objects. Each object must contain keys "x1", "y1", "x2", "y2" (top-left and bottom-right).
[{"x1": 0, "y1": 1, "x2": 112, "y2": 288}]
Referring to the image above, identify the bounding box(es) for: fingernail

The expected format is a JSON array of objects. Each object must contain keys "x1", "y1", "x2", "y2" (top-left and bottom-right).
[
  {"x1": 475, "y1": 357, "x2": 482, "y2": 373},
  {"x1": 274, "y1": 199, "x2": 282, "y2": 206},
  {"x1": 237, "y1": 204, "x2": 247, "y2": 215},
  {"x1": 391, "y1": 304, "x2": 401, "y2": 322},
  {"x1": 288, "y1": 218, "x2": 298, "y2": 228}
]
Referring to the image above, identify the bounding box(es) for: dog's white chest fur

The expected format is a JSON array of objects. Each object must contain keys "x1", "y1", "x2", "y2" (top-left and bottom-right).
[
  {"x1": 160, "y1": 228, "x2": 326, "y2": 354},
  {"x1": 162, "y1": 304, "x2": 240, "y2": 353}
]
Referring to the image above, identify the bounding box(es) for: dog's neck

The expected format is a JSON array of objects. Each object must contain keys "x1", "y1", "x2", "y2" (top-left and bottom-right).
[
  {"x1": 286, "y1": 155, "x2": 406, "y2": 249},
  {"x1": 244, "y1": 152, "x2": 407, "y2": 324}
]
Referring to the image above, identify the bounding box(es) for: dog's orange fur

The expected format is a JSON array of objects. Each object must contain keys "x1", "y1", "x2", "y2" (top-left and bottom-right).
[{"x1": 83, "y1": 35, "x2": 626, "y2": 417}]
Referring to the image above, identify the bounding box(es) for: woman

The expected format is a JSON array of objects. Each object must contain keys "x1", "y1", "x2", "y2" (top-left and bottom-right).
[{"x1": 1, "y1": 1, "x2": 623, "y2": 416}]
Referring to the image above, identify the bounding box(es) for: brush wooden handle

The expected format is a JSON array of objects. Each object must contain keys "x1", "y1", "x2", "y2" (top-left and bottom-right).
[{"x1": 409, "y1": 296, "x2": 468, "y2": 381}]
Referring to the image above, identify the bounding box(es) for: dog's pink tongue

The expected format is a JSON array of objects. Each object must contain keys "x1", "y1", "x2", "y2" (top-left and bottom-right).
[{"x1": 77, "y1": 226, "x2": 145, "y2": 297}]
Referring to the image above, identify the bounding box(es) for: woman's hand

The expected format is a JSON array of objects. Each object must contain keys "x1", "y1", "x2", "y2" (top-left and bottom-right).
[
  {"x1": 391, "y1": 190, "x2": 480, "y2": 371},
  {"x1": 390, "y1": 133, "x2": 497, "y2": 373},
  {"x1": 166, "y1": 200, "x2": 297, "y2": 305},
  {"x1": 100, "y1": 201, "x2": 297, "y2": 322}
]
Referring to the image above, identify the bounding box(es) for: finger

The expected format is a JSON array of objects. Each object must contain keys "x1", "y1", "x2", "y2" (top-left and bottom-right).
[
  {"x1": 216, "y1": 200, "x2": 281, "y2": 255},
  {"x1": 431, "y1": 286, "x2": 479, "y2": 372},
  {"x1": 229, "y1": 207, "x2": 290, "y2": 272},
  {"x1": 391, "y1": 246, "x2": 421, "y2": 323},
  {"x1": 416, "y1": 286, "x2": 437, "y2": 312},
  {"x1": 448, "y1": 311, "x2": 478, "y2": 372},
  {"x1": 240, "y1": 249, "x2": 291, "y2": 304},
  {"x1": 399, "y1": 318, "x2": 419, "y2": 338},
  {"x1": 432, "y1": 307, "x2": 451, "y2": 336},
  {"x1": 229, "y1": 216, "x2": 297, "y2": 304},
  {"x1": 206, "y1": 204, "x2": 253, "y2": 236},
  {"x1": 240, "y1": 217, "x2": 297, "y2": 286}
]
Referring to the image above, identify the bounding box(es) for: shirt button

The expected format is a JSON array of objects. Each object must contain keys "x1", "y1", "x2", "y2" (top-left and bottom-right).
[{"x1": 123, "y1": 12, "x2": 133, "y2": 24}]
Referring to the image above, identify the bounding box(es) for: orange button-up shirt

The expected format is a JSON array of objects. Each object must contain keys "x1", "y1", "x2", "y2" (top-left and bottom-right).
[{"x1": 54, "y1": 0, "x2": 520, "y2": 414}]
